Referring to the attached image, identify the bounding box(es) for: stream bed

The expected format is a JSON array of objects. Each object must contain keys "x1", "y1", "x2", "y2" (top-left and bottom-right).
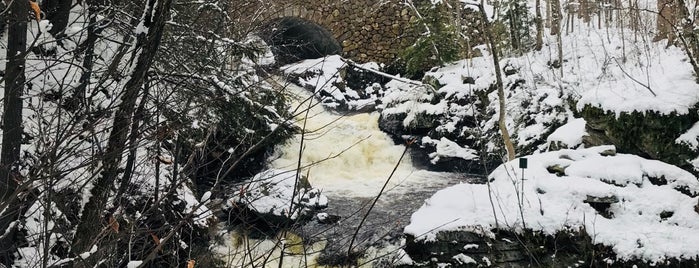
[{"x1": 216, "y1": 80, "x2": 478, "y2": 267}]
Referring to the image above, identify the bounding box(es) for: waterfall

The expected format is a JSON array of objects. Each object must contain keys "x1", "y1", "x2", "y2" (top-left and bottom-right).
[
  {"x1": 216, "y1": 80, "x2": 461, "y2": 267},
  {"x1": 269, "y1": 82, "x2": 432, "y2": 197}
]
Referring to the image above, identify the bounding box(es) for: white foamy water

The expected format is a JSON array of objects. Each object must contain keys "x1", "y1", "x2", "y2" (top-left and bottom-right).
[
  {"x1": 269, "y1": 82, "x2": 435, "y2": 197},
  {"x1": 217, "y1": 81, "x2": 460, "y2": 268}
]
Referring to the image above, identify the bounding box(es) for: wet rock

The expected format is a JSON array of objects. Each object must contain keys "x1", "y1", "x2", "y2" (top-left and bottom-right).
[
  {"x1": 600, "y1": 147, "x2": 617, "y2": 156},
  {"x1": 408, "y1": 145, "x2": 491, "y2": 174},
  {"x1": 378, "y1": 112, "x2": 440, "y2": 138},
  {"x1": 584, "y1": 195, "x2": 619, "y2": 204},
  {"x1": 581, "y1": 104, "x2": 699, "y2": 173},
  {"x1": 583, "y1": 195, "x2": 619, "y2": 219},
  {"x1": 462, "y1": 76, "x2": 476, "y2": 85},
  {"x1": 546, "y1": 164, "x2": 567, "y2": 176},
  {"x1": 503, "y1": 63, "x2": 518, "y2": 76},
  {"x1": 223, "y1": 169, "x2": 328, "y2": 236},
  {"x1": 316, "y1": 213, "x2": 341, "y2": 224},
  {"x1": 404, "y1": 230, "x2": 526, "y2": 267},
  {"x1": 659, "y1": 210, "x2": 674, "y2": 220}
]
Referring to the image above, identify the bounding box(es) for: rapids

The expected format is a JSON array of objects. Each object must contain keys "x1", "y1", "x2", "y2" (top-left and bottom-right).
[
  {"x1": 217, "y1": 80, "x2": 471, "y2": 267},
  {"x1": 268, "y1": 81, "x2": 435, "y2": 197}
]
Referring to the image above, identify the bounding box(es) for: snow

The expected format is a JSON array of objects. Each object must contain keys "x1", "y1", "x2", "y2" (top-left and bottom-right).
[
  {"x1": 463, "y1": 244, "x2": 479, "y2": 250},
  {"x1": 452, "y1": 253, "x2": 477, "y2": 265},
  {"x1": 394, "y1": 249, "x2": 415, "y2": 265},
  {"x1": 126, "y1": 261, "x2": 143, "y2": 268},
  {"x1": 481, "y1": 257, "x2": 492, "y2": 266},
  {"x1": 200, "y1": 191, "x2": 212, "y2": 203},
  {"x1": 378, "y1": 1, "x2": 699, "y2": 162},
  {"x1": 570, "y1": 37, "x2": 699, "y2": 116},
  {"x1": 316, "y1": 212, "x2": 329, "y2": 221},
  {"x1": 392, "y1": 5, "x2": 699, "y2": 263},
  {"x1": 282, "y1": 55, "x2": 348, "y2": 103},
  {"x1": 231, "y1": 169, "x2": 328, "y2": 220},
  {"x1": 405, "y1": 146, "x2": 699, "y2": 262},
  {"x1": 422, "y1": 136, "x2": 479, "y2": 163},
  {"x1": 79, "y1": 245, "x2": 98, "y2": 259},
  {"x1": 15, "y1": 248, "x2": 42, "y2": 268},
  {"x1": 7, "y1": 0, "x2": 699, "y2": 266},
  {"x1": 546, "y1": 118, "x2": 587, "y2": 149},
  {"x1": 180, "y1": 186, "x2": 214, "y2": 226},
  {"x1": 677, "y1": 122, "x2": 699, "y2": 149}
]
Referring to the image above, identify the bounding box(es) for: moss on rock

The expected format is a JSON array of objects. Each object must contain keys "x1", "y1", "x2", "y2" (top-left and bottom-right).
[{"x1": 581, "y1": 104, "x2": 699, "y2": 172}]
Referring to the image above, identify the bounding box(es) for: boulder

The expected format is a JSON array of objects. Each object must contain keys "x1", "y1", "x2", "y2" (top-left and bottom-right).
[
  {"x1": 224, "y1": 169, "x2": 328, "y2": 235},
  {"x1": 403, "y1": 230, "x2": 526, "y2": 267},
  {"x1": 581, "y1": 104, "x2": 699, "y2": 173}
]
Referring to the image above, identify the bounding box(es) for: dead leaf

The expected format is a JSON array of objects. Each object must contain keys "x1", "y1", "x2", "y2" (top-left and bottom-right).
[
  {"x1": 239, "y1": 186, "x2": 246, "y2": 197},
  {"x1": 156, "y1": 155, "x2": 172, "y2": 165},
  {"x1": 29, "y1": 1, "x2": 41, "y2": 21},
  {"x1": 108, "y1": 216, "x2": 119, "y2": 233},
  {"x1": 187, "y1": 259, "x2": 195, "y2": 268},
  {"x1": 149, "y1": 232, "x2": 160, "y2": 245}
]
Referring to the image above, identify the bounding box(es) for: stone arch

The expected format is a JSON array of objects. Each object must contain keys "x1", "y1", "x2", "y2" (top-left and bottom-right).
[
  {"x1": 228, "y1": 0, "x2": 419, "y2": 64},
  {"x1": 258, "y1": 17, "x2": 342, "y2": 66}
]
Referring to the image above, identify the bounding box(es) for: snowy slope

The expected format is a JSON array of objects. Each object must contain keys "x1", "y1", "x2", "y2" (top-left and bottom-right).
[{"x1": 405, "y1": 146, "x2": 699, "y2": 262}]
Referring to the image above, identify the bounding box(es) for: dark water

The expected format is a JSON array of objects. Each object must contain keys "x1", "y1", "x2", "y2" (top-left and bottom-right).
[{"x1": 296, "y1": 173, "x2": 481, "y2": 266}]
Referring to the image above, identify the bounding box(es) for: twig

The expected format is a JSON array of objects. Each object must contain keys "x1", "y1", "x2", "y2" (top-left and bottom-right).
[
  {"x1": 611, "y1": 57, "x2": 657, "y2": 96},
  {"x1": 346, "y1": 139, "x2": 413, "y2": 258}
]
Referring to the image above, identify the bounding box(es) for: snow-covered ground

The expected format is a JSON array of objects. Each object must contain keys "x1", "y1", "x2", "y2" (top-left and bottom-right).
[
  {"x1": 400, "y1": 7, "x2": 699, "y2": 264},
  {"x1": 405, "y1": 146, "x2": 699, "y2": 263}
]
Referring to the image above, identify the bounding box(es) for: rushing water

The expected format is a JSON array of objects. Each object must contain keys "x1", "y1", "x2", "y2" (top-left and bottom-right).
[
  {"x1": 268, "y1": 82, "x2": 438, "y2": 198},
  {"x1": 217, "y1": 80, "x2": 471, "y2": 267}
]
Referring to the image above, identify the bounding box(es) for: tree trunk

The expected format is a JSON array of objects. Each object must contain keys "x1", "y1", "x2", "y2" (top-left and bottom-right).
[
  {"x1": 545, "y1": 0, "x2": 552, "y2": 27},
  {"x1": 67, "y1": 5, "x2": 101, "y2": 111},
  {"x1": 550, "y1": 0, "x2": 564, "y2": 76},
  {"x1": 579, "y1": 0, "x2": 591, "y2": 22},
  {"x1": 43, "y1": 0, "x2": 72, "y2": 36},
  {"x1": 0, "y1": 2, "x2": 6, "y2": 39},
  {"x1": 550, "y1": 0, "x2": 562, "y2": 35},
  {"x1": 535, "y1": 0, "x2": 544, "y2": 51},
  {"x1": 477, "y1": 2, "x2": 516, "y2": 161},
  {"x1": 70, "y1": 0, "x2": 174, "y2": 264},
  {"x1": 672, "y1": 0, "x2": 699, "y2": 79},
  {"x1": 0, "y1": 0, "x2": 29, "y2": 264}
]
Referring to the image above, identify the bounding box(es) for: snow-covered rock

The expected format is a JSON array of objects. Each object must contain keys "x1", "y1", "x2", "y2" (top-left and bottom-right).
[
  {"x1": 282, "y1": 55, "x2": 389, "y2": 112},
  {"x1": 422, "y1": 136, "x2": 479, "y2": 164},
  {"x1": 546, "y1": 117, "x2": 587, "y2": 150},
  {"x1": 405, "y1": 146, "x2": 699, "y2": 265},
  {"x1": 229, "y1": 169, "x2": 328, "y2": 223}
]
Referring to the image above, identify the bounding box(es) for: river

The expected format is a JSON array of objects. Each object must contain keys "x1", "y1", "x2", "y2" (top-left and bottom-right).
[{"x1": 216, "y1": 80, "x2": 473, "y2": 267}]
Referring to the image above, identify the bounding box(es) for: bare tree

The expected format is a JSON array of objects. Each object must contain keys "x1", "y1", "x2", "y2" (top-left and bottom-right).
[
  {"x1": 71, "y1": 0, "x2": 175, "y2": 264},
  {"x1": 475, "y1": 1, "x2": 517, "y2": 161},
  {"x1": 0, "y1": 0, "x2": 30, "y2": 263},
  {"x1": 535, "y1": 0, "x2": 544, "y2": 51}
]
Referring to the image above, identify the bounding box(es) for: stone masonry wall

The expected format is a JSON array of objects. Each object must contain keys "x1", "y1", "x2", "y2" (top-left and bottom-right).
[{"x1": 227, "y1": 0, "x2": 419, "y2": 64}]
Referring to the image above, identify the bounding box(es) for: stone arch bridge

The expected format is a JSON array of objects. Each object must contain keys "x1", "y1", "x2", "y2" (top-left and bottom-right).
[{"x1": 229, "y1": 0, "x2": 421, "y2": 65}]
